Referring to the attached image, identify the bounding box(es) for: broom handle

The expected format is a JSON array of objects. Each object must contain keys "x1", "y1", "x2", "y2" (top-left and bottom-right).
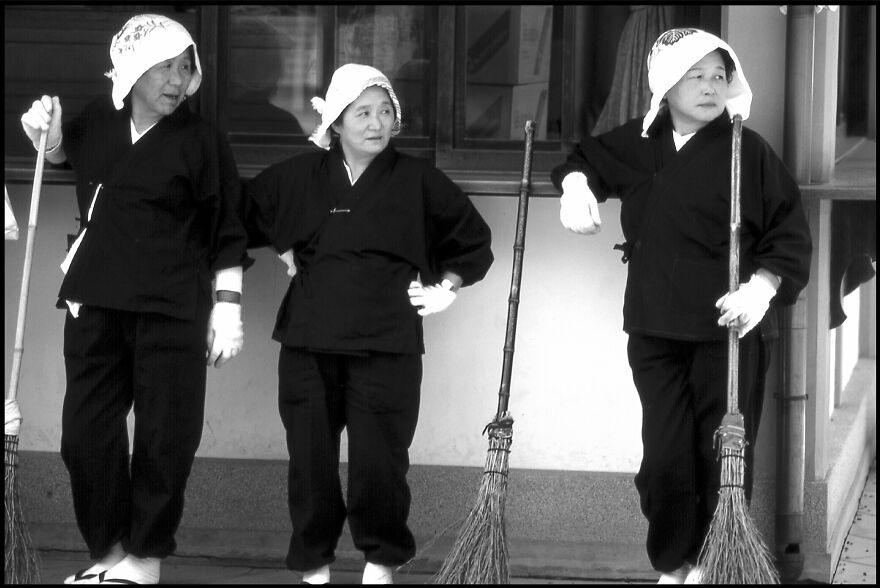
[
  {"x1": 727, "y1": 115, "x2": 743, "y2": 415},
  {"x1": 7, "y1": 129, "x2": 48, "y2": 403},
  {"x1": 496, "y1": 120, "x2": 536, "y2": 419}
]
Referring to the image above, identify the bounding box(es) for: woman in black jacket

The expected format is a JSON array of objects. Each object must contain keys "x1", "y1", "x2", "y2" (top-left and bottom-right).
[
  {"x1": 243, "y1": 63, "x2": 494, "y2": 584},
  {"x1": 551, "y1": 29, "x2": 812, "y2": 584},
  {"x1": 20, "y1": 14, "x2": 249, "y2": 584}
]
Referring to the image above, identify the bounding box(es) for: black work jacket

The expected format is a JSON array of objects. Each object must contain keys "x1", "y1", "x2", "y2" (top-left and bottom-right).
[
  {"x1": 243, "y1": 141, "x2": 494, "y2": 353},
  {"x1": 58, "y1": 96, "x2": 250, "y2": 320},
  {"x1": 551, "y1": 111, "x2": 812, "y2": 341}
]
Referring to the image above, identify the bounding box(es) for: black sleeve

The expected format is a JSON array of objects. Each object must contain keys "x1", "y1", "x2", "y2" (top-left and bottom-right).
[
  {"x1": 550, "y1": 118, "x2": 647, "y2": 201},
  {"x1": 241, "y1": 164, "x2": 282, "y2": 251},
  {"x1": 60, "y1": 114, "x2": 83, "y2": 171},
  {"x1": 423, "y1": 166, "x2": 494, "y2": 287},
  {"x1": 748, "y1": 135, "x2": 812, "y2": 306},
  {"x1": 198, "y1": 128, "x2": 253, "y2": 272},
  {"x1": 60, "y1": 97, "x2": 103, "y2": 173}
]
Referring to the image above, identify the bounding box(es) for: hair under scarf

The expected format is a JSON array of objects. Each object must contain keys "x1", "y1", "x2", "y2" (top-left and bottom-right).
[
  {"x1": 104, "y1": 14, "x2": 203, "y2": 111},
  {"x1": 641, "y1": 28, "x2": 752, "y2": 137},
  {"x1": 309, "y1": 63, "x2": 402, "y2": 150}
]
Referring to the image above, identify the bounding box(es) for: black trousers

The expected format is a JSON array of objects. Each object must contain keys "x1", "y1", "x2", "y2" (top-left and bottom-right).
[
  {"x1": 61, "y1": 305, "x2": 209, "y2": 559},
  {"x1": 278, "y1": 346, "x2": 422, "y2": 571},
  {"x1": 627, "y1": 332, "x2": 770, "y2": 573}
]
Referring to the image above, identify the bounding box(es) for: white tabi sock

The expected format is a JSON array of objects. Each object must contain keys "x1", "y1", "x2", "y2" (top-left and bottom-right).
[
  {"x1": 362, "y1": 562, "x2": 394, "y2": 584},
  {"x1": 683, "y1": 565, "x2": 704, "y2": 584},
  {"x1": 101, "y1": 554, "x2": 161, "y2": 584},
  {"x1": 657, "y1": 563, "x2": 692, "y2": 584},
  {"x1": 302, "y1": 563, "x2": 330, "y2": 584},
  {"x1": 64, "y1": 542, "x2": 126, "y2": 584}
]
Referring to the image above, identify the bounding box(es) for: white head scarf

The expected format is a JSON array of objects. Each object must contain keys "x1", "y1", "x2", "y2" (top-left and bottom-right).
[
  {"x1": 309, "y1": 63, "x2": 402, "y2": 150},
  {"x1": 642, "y1": 28, "x2": 752, "y2": 137},
  {"x1": 104, "y1": 14, "x2": 202, "y2": 111}
]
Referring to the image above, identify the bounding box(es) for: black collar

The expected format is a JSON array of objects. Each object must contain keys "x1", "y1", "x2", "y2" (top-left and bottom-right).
[
  {"x1": 118, "y1": 96, "x2": 193, "y2": 130},
  {"x1": 648, "y1": 108, "x2": 731, "y2": 140},
  {"x1": 328, "y1": 139, "x2": 398, "y2": 179}
]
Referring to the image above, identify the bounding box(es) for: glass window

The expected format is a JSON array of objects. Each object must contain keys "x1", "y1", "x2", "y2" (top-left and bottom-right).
[
  {"x1": 838, "y1": 4, "x2": 875, "y2": 139},
  {"x1": 336, "y1": 5, "x2": 435, "y2": 138},
  {"x1": 4, "y1": 5, "x2": 197, "y2": 160},
  {"x1": 227, "y1": 6, "x2": 322, "y2": 138},
  {"x1": 225, "y1": 5, "x2": 436, "y2": 142},
  {"x1": 3, "y1": 4, "x2": 731, "y2": 178},
  {"x1": 462, "y1": 5, "x2": 557, "y2": 143}
]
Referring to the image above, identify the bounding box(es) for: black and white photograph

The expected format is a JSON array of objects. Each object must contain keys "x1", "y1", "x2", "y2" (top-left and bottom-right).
[{"x1": 4, "y1": 4, "x2": 875, "y2": 585}]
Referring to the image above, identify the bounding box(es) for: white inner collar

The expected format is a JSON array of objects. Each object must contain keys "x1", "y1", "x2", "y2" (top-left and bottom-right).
[
  {"x1": 672, "y1": 128, "x2": 696, "y2": 151},
  {"x1": 130, "y1": 119, "x2": 158, "y2": 144},
  {"x1": 342, "y1": 159, "x2": 357, "y2": 185}
]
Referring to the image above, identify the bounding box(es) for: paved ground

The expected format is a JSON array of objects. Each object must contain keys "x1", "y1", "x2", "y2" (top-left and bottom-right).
[
  {"x1": 29, "y1": 460, "x2": 876, "y2": 584},
  {"x1": 832, "y1": 459, "x2": 876, "y2": 585},
  {"x1": 34, "y1": 552, "x2": 624, "y2": 585}
]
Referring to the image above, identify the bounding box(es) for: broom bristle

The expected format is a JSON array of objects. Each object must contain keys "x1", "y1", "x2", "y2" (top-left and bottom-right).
[
  {"x1": 5, "y1": 434, "x2": 41, "y2": 584},
  {"x1": 697, "y1": 448, "x2": 779, "y2": 584},
  {"x1": 434, "y1": 427, "x2": 512, "y2": 584}
]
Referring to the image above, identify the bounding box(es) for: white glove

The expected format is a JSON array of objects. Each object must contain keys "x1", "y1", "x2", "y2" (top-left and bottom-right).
[
  {"x1": 21, "y1": 95, "x2": 63, "y2": 152},
  {"x1": 560, "y1": 172, "x2": 602, "y2": 235},
  {"x1": 207, "y1": 301, "x2": 243, "y2": 367},
  {"x1": 715, "y1": 272, "x2": 778, "y2": 338},
  {"x1": 408, "y1": 280, "x2": 457, "y2": 317},
  {"x1": 278, "y1": 249, "x2": 297, "y2": 277}
]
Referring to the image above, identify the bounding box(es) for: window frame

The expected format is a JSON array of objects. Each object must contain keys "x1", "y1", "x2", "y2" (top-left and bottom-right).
[
  {"x1": 210, "y1": 4, "x2": 441, "y2": 178},
  {"x1": 1, "y1": 4, "x2": 733, "y2": 190},
  {"x1": 208, "y1": 5, "x2": 578, "y2": 178},
  {"x1": 432, "y1": 5, "x2": 577, "y2": 175}
]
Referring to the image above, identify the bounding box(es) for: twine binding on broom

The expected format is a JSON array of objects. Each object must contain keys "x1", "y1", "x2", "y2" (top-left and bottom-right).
[
  {"x1": 696, "y1": 417, "x2": 779, "y2": 583},
  {"x1": 434, "y1": 121, "x2": 534, "y2": 585},
  {"x1": 434, "y1": 416, "x2": 514, "y2": 584}
]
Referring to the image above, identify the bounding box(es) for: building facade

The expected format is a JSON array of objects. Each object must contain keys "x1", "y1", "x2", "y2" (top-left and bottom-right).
[{"x1": 4, "y1": 4, "x2": 875, "y2": 582}]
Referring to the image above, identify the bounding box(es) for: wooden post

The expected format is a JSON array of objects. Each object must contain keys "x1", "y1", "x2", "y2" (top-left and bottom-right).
[
  {"x1": 783, "y1": 5, "x2": 815, "y2": 182},
  {"x1": 776, "y1": 4, "x2": 818, "y2": 582},
  {"x1": 859, "y1": 276, "x2": 876, "y2": 359},
  {"x1": 810, "y1": 8, "x2": 839, "y2": 183}
]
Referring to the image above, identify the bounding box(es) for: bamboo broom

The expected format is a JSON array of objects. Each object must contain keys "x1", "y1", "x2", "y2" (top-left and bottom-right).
[
  {"x1": 5, "y1": 129, "x2": 48, "y2": 584},
  {"x1": 433, "y1": 120, "x2": 536, "y2": 585},
  {"x1": 695, "y1": 114, "x2": 779, "y2": 584}
]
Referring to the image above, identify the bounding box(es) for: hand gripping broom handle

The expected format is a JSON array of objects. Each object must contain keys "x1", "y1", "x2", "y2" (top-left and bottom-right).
[
  {"x1": 7, "y1": 129, "x2": 49, "y2": 403},
  {"x1": 496, "y1": 120, "x2": 536, "y2": 420},
  {"x1": 726, "y1": 115, "x2": 743, "y2": 415}
]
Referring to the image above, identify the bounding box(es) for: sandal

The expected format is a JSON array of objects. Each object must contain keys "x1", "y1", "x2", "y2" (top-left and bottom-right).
[
  {"x1": 96, "y1": 571, "x2": 138, "y2": 585},
  {"x1": 65, "y1": 568, "x2": 100, "y2": 584}
]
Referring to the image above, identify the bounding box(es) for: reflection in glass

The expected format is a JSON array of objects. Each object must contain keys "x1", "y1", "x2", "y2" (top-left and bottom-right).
[
  {"x1": 228, "y1": 5, "x2": 322, "y2": 136},
  {"x1": 464, "y1": 6, "x2": 553, "y2": 141},
  {"x1": 4, "y1": 5, "x2": 197, "y2": 158},
  {"x1": 336, "y1": 5, "x2": 433, "y2": 137}
]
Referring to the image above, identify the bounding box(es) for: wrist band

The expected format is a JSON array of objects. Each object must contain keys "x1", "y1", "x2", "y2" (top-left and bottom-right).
[
  {"x1": 216, "y1": 290, "x2": 241, "y2": 304},
  {"x1": 44, "y1": 137, "x2": 62, "y2": 154},
  {"x1": 440, "y1": 279, "x2": 458, "y2": 293}
]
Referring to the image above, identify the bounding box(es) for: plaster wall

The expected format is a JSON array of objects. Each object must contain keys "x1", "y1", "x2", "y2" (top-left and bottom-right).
[{"x1": 4, "y1": 184, "x2": 644, "y2": 472}]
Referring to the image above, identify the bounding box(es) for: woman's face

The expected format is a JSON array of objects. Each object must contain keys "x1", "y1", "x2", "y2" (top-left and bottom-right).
[
  {"x1": 665, "y1": 50, "x2": 729, "y2": 135},
  {"x1": 130, "y1": 48, "x2": 194, "y2": 123},
  {"x1": 332, "y1": 86, "x2": 395, "y2": 163}
]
